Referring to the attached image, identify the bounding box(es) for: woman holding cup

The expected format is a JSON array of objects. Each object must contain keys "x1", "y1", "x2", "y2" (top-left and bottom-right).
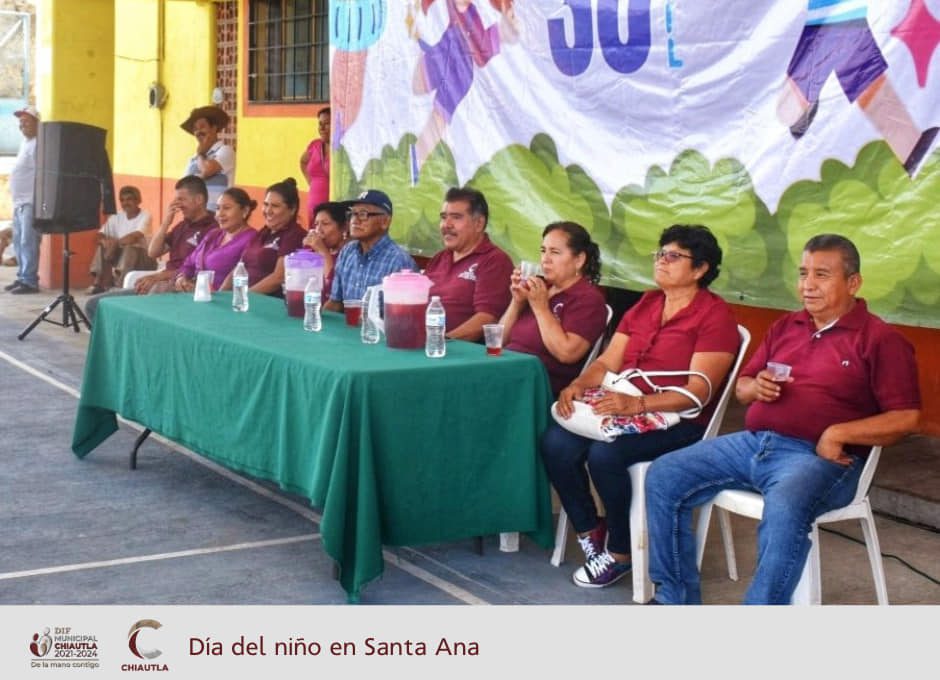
[
  {"x1": 542, "y1": 224, "x2": 739, "y2": 589},
  {"x1": 498, "y1": 221, "x2": 608, "y2": 396},
  {"x1": 302, "y1": 201, "x2": 349, "y2": 301},
  {"x1": 174, "y1": 188, "x2": 256, "y2": 293}
]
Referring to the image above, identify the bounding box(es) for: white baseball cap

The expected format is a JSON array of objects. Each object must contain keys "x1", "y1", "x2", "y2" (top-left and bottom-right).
[{"x1": 14, "y1": 105, "x2": 40, "y2": 120}]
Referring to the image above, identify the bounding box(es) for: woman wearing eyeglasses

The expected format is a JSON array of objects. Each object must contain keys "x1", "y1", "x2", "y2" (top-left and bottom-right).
[
  {"x1": 542, "y1": 224, "x2": 739, "y2": 589},
  {"x1": 219, "y1": 177, "x2": 306, "y2": 296}
]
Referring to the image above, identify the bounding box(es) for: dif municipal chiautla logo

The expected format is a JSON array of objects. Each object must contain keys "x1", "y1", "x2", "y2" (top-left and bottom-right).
[{"x1": 28, "y1": 625, "x2": 100, "y2": 670}]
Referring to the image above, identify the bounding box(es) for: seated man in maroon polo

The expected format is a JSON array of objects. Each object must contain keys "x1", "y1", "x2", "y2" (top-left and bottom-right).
[
  {"x1": 84, "y1": 175, "x2": 216, "y2": 320},
  {"x1": 425, "y1": 186, "x2": 513, "y2": 341}
]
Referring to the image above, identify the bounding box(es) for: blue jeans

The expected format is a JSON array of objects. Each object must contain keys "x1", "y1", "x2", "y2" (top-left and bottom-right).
[
  {"x1": 541, "y1": 421, "x2": 705, "y2": 555},
  {"x1": 13, "y1": 202, "x2": 39, "y2": 288},
  {"x1": 645, "y1": 430, "x2": 864, "y2": 604}
]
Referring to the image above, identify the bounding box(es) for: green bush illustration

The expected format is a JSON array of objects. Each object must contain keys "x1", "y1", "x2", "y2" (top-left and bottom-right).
[
  {"x1": 334, "y1": 133, "x2": 940, "y2": 327},
  {"x1": 776, "y1": 141, "x2": 940, "y2": 325}
]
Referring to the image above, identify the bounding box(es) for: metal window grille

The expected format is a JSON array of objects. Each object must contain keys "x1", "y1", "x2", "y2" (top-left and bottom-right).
[{"x1": 248, "y1": 0, "x2": 329, "y2": 104}]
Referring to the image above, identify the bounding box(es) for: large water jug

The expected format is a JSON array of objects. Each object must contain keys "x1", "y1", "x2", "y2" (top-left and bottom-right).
[
  {"x1": 284, "y1": 250, "x2": 324, "y2": 317},
  {"x1": 366, "y1": 270, "x2": 433, "y2": 349}
]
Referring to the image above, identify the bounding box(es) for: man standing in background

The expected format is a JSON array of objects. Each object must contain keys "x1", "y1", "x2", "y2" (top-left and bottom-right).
[{"x1": 5, "y1": 105, "x2": 40, "y2": 295}]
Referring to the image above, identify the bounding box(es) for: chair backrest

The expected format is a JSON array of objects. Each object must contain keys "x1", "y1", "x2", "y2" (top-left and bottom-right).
[
  {"x1": 581, "y1": 304, "x2": 614, "y2": 369},
  {"x1": 702, "y1": 324, "x2": 751, "y2": 440},
  {"x1": 852, "y1": 446, "x2": 882, "y2": 504}
]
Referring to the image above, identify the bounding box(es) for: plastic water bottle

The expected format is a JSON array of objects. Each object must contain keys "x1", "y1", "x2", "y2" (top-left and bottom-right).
[
  {"x1": 361, "y1": 287, "x2": 380, "y2": 344},
  {"x1": 232, "y1": 261, "x2": 249, "y2": 312},
  {"x1": 425, "y1": 296, "x2": 446, "y2": 358},
  {"x1": 303, "y1": 276, "x2": 322, "y2": 332}
]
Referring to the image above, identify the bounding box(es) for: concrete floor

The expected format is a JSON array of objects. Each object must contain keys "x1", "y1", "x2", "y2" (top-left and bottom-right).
[{"x1": 1, "y1": 263, "x2": 938, "y2": 605}]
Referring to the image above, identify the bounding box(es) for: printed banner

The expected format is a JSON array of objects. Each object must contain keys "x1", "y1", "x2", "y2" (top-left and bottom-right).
[{"x1": 330, "y1": 0, "x2": 940, "y2": 327}]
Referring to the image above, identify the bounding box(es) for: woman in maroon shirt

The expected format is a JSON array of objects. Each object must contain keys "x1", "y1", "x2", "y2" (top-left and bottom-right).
[
  {"x1": 500, "y1": 222, "x2": 608, "y2": 396},
  {"x1": 302, "y1": 201, "x2": 349, "y2": 302},
  {"x1": 220, "y1": 177, "x2": 306, "y2": 296},
  {"x1": 544, "y1": 224, "x2": 740, "y2": 589}
]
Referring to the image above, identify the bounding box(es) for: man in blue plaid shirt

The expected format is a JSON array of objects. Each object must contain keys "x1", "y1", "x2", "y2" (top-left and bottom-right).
[{"x1": 326, "y1": 189, "x2": 416, "y2": 312}]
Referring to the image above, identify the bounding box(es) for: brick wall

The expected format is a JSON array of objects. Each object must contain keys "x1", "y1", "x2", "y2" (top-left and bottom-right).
[{"x1": 216, "y1": 1, "x2": 238, "y2": 149}]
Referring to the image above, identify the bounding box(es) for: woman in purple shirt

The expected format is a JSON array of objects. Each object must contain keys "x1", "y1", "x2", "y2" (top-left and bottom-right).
[{"x1": 174, "y1": 188, "x2": 256, "y2": 293}]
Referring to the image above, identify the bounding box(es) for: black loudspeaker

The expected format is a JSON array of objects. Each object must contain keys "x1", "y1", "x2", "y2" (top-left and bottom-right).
[{"x1": 33, "y1": 121, "x2": 116, "y2": 234}]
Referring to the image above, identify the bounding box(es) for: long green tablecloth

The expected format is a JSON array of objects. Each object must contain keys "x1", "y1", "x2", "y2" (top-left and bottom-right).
[{"x1": 72, "y1": 293, "x2": 554, "y2": 599}]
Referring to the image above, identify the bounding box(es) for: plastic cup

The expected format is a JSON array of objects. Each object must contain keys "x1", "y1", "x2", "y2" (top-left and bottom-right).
[
  {"x1": 483, "y1": 324, "x2": 504, "y2": 356},
  {"x1": 194, "y1": 270, "x2": 214, "y2": 302},
  {"x1": 520, "y1": 260, "x2": 542, "y2": 286},
  {"x1": 344, "y1": 300, "x2": 363, "y2": 327},
  {"x1": 766, "y1": 361, "x2": 792, "y2": 381}
]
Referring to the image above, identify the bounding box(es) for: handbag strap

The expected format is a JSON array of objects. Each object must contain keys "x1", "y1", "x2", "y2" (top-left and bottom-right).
[{"x1": 611, "y1": 368, "x2": 713, "y2": 419}]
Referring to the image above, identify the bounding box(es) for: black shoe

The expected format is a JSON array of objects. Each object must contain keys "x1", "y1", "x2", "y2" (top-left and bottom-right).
[
  {"x1": 3, "y1": 280, "x2": 22, "y2": 292},
  {"x1": 789, "y1": 100, "x2": 819, "y2": 139},
  {"x1": 903, "y1": 126, "x2": 939, "y2": 177},
  {"x1": 10, "y1": 284, "x2": 39, "y2": 295}
]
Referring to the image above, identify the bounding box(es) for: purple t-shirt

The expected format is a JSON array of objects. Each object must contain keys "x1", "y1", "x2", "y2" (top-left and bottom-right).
[
  {"x1": 241, "y1": 222, "x2": 307, "y2": 288},
  {"x1": 178, "y1": 227, "x2": 255, "y2": 290},
  {"x1": 505, "y1": 277, "x2": 608, "y2": 395}
]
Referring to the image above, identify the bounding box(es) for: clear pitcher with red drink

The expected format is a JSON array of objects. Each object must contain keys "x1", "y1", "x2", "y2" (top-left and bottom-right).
[
  {"x1": 365, "y1": 270, "x2": 433, "y2": 349},
  {"x1": 284, "y1": 250, "x2": 324, "y2": 317}
]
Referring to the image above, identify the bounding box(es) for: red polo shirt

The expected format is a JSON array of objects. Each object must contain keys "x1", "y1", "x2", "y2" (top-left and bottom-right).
[
  {"x1": 506, "y1": 277, "x2": 608, "y2": 396},
  {"x1": 165, "y1": 214, "x2": 217, "y2": 272},
  {"x1": 742, "y1": 299, "x2": 921, "y2": 446},
  {"x1": 615, "y1": 288, "x2": 740, "y2": 425},
  {"x1": 426, "y1": 234, "x2": 514, "y2": 333}
]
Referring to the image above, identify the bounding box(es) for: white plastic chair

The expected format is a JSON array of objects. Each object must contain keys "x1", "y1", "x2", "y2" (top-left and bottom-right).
[
  {"x1": 122, "y1": 270, "x2": 152, "y2": 289},
  {"x1": 551, "y1": 325, "x2": 751, "y2": 604},
  {"x1": 693, "y1": 445, "x2": 887, "y2": 605}
]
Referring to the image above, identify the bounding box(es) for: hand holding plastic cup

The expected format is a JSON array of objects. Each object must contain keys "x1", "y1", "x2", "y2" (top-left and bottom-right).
[
  {"x1": 344, "y1": 299, "x2": 363, "y2": 327},
  {"x1": 766, "y1": 361, "x2": 792, "y2": 382},
  {"x1": 519, "y1": 260, "x2": 542, "y2": 287},
  {"x1": 483, "y1": 323, "x2": 504, "y2": 356}
]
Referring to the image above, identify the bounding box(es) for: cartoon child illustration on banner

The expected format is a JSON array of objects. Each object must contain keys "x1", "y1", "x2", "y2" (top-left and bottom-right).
[
  {"x1": 408, "y1": 0, "x2": 519, "y2": 184},
  {"x1": 331, "y1": 0, "x2": 387, "y2": 147},
  {"x1": 777, "y1": 0, "x2": 938, "y2": 176}
]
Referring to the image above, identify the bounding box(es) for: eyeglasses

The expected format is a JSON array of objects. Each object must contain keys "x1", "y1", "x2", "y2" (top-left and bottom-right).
[
  {"x1": 652, "y1": 248, "x2": 694, "y2": 263},
  {"x1": 347, "y1": 209, "x2": 385, "y2": 221}
]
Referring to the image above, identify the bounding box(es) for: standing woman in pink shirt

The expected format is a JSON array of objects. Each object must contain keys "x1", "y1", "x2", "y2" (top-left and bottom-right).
[{"x1": 300, "y1": 108, "x2": 331, "y2": 226}]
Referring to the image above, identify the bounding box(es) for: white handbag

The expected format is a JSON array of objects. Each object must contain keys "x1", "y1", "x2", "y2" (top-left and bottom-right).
[{"x1": 551, "y1": 368, "x2": 712, "y2": 443}]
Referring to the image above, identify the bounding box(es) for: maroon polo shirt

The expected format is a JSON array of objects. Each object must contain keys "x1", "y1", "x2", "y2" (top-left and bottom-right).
[
  {"x1": 426, "y1": 234, "x2": 514, "y2": 334},
  {"x1": 165, "y1": 213, "x2": 217, "y2": 272},
  {"x1": 506, "y1": 277, "x2": 608, "y2": 396},
  {"x1": 241, "y1": 221, "x2": 307, "y2": 288},
  {"x1": 741, "y1": 299, "x2": 921, "y2": 448},
  {"x1": 615, "y1": 288, "x2": 740, "y2": 425}
]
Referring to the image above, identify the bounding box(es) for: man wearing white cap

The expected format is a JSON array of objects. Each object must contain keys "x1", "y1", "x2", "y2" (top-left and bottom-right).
[{"x1": 5, "y1": 105, "x2": 41, "y2": 294}]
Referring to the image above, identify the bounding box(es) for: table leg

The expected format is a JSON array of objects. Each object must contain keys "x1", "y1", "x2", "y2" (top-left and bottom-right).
[
  {"x1": 129, "y1": 428, "x2": 152, "y2": 470},
  {"x1": 499, "y1": 532, "x2": 520, "y2": 552}
]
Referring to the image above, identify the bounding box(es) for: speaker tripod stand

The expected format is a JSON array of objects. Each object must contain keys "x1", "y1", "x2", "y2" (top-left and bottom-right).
[{"x1": 18, "y1": 231, "x2": 92, "y2": 341}]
